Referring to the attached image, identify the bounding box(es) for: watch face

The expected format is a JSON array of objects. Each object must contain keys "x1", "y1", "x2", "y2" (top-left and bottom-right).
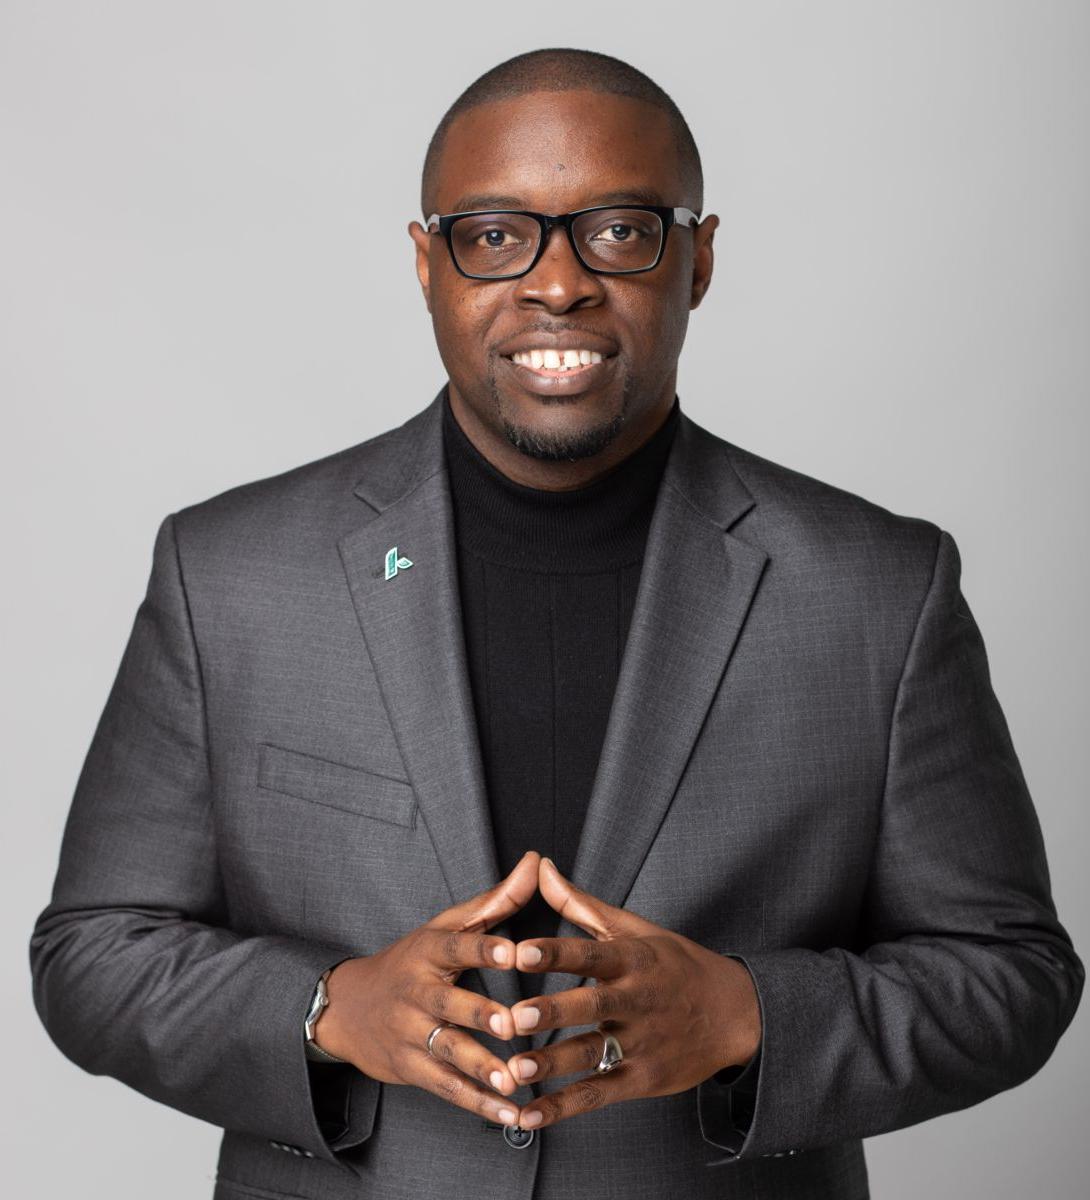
[{"x1": 305, "y1": 979, "x2": 327, "y2": 1038}]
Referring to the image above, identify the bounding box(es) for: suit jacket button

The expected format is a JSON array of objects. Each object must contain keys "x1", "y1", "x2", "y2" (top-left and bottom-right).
[{"x1": 503, "y1": 1125, "x2": 535, "y2": 1150}]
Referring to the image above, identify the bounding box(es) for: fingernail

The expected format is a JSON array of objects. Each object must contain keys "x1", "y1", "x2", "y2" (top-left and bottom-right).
[
  {"x1": 522, "y1": 1110, "x2": 543, "y2": 1127},
  {"x1": 514, "y1": 1006, "x2": 539, "y2": 1032},
  {"x1": 489, "y1": 1070, "x2": 505, "y2": 1090},
  {"x1": 542, "y1": 857, "x2": 557, "y2": 872},
  {"x1": 520, "y1": 945, "x2": 543, "y2": 966},
  {"x1": 516, "y1": 1058, "x2": 538, "y2": 1080},
  {"x1": 492, "y1": 944, "x2": 510, "y2": 964},
  {"x1": 497, "y1": 1107, "x2": 517, "y2": 1124},
  {"x1": 489, "y1": 1012, "x2": 505, "y2": 1036}
]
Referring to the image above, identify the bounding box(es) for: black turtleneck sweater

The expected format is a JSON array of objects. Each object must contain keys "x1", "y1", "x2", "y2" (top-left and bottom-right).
[
  {"x1": 439, "y1": 390, "x2": 761, "y2": 1140},
  {"x1": 442, "y1": 391, "x2": 680, "y2": 955}
]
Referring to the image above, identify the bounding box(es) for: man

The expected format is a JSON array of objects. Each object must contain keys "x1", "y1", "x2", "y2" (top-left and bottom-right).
[{"x1": 30, "y1": 47, "x2": 1082, "y2": 1200}]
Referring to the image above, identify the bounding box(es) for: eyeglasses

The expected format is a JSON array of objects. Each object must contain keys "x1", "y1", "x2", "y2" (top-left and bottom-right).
[{"x1": 425, "y1": 205, "x2": 700, "y2": 280}]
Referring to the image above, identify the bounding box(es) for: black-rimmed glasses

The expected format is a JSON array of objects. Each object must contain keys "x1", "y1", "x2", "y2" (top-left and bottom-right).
[{"x1": 425, "y1": 205, "x2": 700, "y2": 280}]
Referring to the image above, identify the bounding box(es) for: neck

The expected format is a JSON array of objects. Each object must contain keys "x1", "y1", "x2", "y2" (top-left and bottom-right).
[{"x1": 442, "y1": 387, "x2": 680, "y2": 572}]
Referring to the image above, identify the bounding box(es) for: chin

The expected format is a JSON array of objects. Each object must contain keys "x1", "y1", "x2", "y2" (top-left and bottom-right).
[
  {"x1": 502, "y1": 413, "x2": 625, "y2": 462},
  {"x1": 488, "y1": 380, "x2": 629, "y2": 463}
]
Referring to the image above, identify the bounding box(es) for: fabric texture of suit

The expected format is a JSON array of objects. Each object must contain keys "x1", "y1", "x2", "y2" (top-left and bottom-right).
[{"x1": 30, "y1": 391, "x2": 1083, "y2": 1199}]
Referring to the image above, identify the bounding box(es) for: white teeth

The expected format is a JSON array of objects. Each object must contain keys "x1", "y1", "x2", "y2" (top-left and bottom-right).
[{"x1": 510, "y1": 348, "x2": 607, "y2": 371}]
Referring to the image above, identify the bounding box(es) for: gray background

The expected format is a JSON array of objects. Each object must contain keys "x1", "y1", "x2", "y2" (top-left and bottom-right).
[{"x1": 3, "y1": 1, "x2": 1086, "y2": 1195}]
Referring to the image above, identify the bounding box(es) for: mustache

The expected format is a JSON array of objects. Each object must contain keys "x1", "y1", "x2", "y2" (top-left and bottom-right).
[{"x1": 490, "y1": 322, "x2": 622, "y2": 354}]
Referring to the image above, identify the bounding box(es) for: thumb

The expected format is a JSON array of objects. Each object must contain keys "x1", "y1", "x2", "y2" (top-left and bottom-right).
[
  {"x1": 430, "y1": 849, "x2": 541, "y2": 933},
  {"x1": 537, "y1": 856, "x2": 658, "y2": 940}
]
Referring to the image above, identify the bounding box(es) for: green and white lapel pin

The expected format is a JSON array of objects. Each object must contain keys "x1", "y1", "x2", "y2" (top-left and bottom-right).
[{"x1": 384, "y1": 546, "x2": 414, "y2": 580}]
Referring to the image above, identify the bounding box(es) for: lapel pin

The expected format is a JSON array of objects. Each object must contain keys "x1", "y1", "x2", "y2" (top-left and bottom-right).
[{"x1": 384, "y1": 546, "x2": 414, "y2": 580}]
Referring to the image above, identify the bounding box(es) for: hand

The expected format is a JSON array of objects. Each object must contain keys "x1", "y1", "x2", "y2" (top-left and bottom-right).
[
  {"x1": 504, "y1": 856, "x2": 762, "y2": 1131},
  {"x1": 315, "y1": 849, "x2": 540, "y2": 1127}
]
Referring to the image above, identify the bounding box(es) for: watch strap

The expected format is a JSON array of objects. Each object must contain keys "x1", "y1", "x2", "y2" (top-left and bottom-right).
[{"x1": 304, "y1": 969, "x2": 348, "y2": 1065}]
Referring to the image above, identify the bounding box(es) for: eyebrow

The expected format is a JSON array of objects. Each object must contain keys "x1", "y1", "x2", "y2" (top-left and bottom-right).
[{"x1": 446, "y1": 187, "x2": 668, "y2": 213}]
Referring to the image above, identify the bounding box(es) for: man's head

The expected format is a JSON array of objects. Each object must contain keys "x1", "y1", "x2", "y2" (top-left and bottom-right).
[{"x1": 409, "y1": 49, "x2": 718, "y2": 489}]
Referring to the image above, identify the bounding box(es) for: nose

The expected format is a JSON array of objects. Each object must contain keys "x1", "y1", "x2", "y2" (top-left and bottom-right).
[{"x1": 512, "y1": 225, "x2": 606, "y2": 313}]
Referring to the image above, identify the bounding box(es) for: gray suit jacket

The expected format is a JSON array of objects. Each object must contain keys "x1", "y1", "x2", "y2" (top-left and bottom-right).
[{"x1": 31, "y1": 392, "x2": 1083, "y2": 1200}]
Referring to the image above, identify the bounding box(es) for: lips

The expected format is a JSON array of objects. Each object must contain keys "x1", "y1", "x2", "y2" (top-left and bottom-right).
[
  {"x1": 500, "y1": 351, "x2": 616, "y2": 397},
  {"x1": 511, "y1": 347, "x2": 605, "y2": 371}
]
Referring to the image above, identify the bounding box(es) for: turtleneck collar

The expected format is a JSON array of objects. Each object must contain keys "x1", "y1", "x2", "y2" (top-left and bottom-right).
[{"x1": 441, "y1": 387, "x2": 680, "y2": 574}]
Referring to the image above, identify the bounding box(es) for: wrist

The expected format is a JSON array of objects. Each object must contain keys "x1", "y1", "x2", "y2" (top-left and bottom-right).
[
  {"x1": 304, "y1": 968, "x2": 349, "y2": 1065},
  {"x1": 715, "y1": 954, "x2": 763, "y2": 1071}
]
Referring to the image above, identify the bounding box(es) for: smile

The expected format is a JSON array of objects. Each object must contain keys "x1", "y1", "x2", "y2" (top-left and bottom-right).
[
  {"x1": 500, "y1": 347, "x2": 616, "y2": 396},
  {"x1": 508, "y1": 348, "x2": 605, "y2": 374}
]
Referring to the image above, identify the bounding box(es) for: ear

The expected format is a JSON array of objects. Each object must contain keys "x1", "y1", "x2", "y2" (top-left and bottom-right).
[
  {"x1": 408, "y1": 219, "x2": 433, "y2": 314},
  {"x1": 689, "y1": 213, "x2": 719, "y2": 310}
]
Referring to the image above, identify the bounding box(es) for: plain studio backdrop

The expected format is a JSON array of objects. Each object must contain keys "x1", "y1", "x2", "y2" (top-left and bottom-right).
[{"x1": 2, "y1": 2, "x2": 1086, "y2": 1196}]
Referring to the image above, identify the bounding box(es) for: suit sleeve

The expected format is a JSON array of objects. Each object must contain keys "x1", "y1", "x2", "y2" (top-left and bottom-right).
[
  {"x1": 28, "y1": 513, "x2": 379, "y2": 1168},
  {"x1": 697, "y1": 527, "x2": 1084, "y2": 1159}
]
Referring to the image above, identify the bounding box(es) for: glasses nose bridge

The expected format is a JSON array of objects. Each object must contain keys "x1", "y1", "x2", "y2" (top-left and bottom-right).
[{"x1": 532, "y1": 212, "x2": 589, "y2": 273}]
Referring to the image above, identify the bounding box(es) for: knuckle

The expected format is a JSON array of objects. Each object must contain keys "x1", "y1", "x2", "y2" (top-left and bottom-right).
[
  {"x1": 439, "y1": 931, "x2": 460, "y2": 965},
  {"x1": 538, "y1": 1093, "x2": 565, "y2": 1124},
  {"x1": 435, "y1": 1069, "x2": 463, "y2": 1104},
  {"x1": 574, "y1": 1079, "x2": 606, "y2": 1111},
  {"x1": 539, "y1": 998, "x2": 561, "y2": 1027},
  {"x1": 592, "y1": 987, "x2": 615, "y2": 1019},
  {"x1": 629, "y1": 939, "x2": 656, "y2": 973},
  {"x1": 633, "y1": 981, "x2": 659, "y2": 1014},
  {"x1": 579, "y1": 940, "x2": 605, "y2": 968}
]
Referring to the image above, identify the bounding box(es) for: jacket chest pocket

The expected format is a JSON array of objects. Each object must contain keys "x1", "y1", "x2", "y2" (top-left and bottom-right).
[{"x1": 256, "y1": 742, "x2": 417, "y2": 829}]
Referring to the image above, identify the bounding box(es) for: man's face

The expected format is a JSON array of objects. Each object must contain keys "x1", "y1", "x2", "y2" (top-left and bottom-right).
[{"x1": 409, "y1": 89, "x2": 718, "y2": 486}]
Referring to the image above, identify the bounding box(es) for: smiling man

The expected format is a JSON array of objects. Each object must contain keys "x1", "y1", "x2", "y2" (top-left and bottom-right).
[{"x1": 31, "y1": 47, "x2": 1082, "y2": 1200}]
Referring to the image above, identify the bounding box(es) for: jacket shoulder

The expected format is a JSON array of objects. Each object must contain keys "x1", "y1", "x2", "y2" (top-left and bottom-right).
[
  {"x1": 719, "y1": 434, "x2": 944, "y2": 569},
  {"x1": 168, "y1": 404, "x2": 433, "y2": 553}
]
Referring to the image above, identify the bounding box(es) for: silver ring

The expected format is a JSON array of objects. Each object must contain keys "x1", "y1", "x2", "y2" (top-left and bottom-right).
[
  {"x1": 426, "y1": 1022, "x2": 451, "y2": 1058},
  {"x1": 593, "y1": 1032, "x2": 624, "y2": 1074}
]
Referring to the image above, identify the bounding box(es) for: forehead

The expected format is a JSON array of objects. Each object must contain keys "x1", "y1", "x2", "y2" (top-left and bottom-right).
[{"x1": 434, "y1": 89, "x2": 686, "y2": 213}]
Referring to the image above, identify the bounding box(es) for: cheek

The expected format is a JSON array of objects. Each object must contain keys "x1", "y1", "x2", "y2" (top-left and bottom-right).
[
  {"x1": 613, "y1": 283, "x2": 690, "y2": 361},
  {"x1": 431, "y1": 278, "x2": 499, "y2": 359}
]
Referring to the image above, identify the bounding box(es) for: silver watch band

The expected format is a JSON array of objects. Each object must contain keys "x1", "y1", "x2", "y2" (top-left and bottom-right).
[{"x1": 303, "y1": 969, "x2": 348, "y2": 1064}]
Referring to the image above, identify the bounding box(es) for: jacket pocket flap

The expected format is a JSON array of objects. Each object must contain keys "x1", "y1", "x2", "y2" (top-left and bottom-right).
[{"x1": 257, "y1": 742, "x2": 416, "y2": 828}]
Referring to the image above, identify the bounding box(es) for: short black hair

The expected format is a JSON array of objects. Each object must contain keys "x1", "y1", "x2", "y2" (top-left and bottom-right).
[{"x1": 420, "y1": 48, "x2": 703, "y2": 218}]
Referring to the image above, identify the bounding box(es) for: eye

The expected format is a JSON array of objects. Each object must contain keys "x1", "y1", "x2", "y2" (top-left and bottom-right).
[
  {"x1": 590, "y1": 219, "x2": 654, "y2": 243},
  {"x1": 476, "y1": 227, "x2": 517, "y2": 248},
  {"x1": 598, "y1": 223, "x2": 634, "y2": 242}
]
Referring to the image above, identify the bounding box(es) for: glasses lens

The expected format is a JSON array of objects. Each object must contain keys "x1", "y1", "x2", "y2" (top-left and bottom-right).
[
  {"x1": 449, "y1": 212, "x2": 541, "y2": 277},
  {"x1": 573, "y1": 208, "x2": 664, "y2": 272}
]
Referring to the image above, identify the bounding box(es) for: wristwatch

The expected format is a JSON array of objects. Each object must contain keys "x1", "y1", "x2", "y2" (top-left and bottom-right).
[{"x1": 304, "y1": 969, "x2": 348, "y2": 1064}]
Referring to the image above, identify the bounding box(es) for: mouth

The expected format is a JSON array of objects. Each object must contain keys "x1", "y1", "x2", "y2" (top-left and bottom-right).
[{"x1": 499, "y1": 346, "x2": 617, "y2": 397}]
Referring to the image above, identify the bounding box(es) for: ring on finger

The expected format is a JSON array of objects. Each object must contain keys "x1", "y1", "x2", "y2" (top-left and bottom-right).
[
  {"x1": 593, "y1": 1031, "x2": 624, "y2": 1074},
  {"x1": 426, "y1": 1022, "x2": 453, "y2": 1058}
]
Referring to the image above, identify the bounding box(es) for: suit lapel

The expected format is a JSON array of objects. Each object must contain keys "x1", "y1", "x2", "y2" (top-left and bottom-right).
[
  {"x1": 530, "y1": 414, "x2": 769, "y2": 1050},
  {"x1": 335, "y1": 393, "x2": 769, "y2": 1035},
  {"x1": 336, "y1": 394, "x2": 523, "y2": 1016}
]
